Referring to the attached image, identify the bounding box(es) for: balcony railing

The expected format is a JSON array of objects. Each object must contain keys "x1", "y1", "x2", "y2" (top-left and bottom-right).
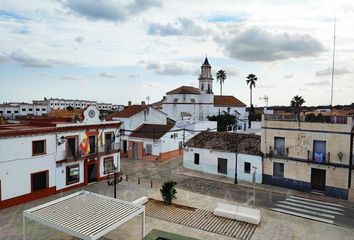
[
  {"x1": 266, "y1": 147, "x2": 332, "y2": 164},
  {"x1": 267, "y1": 146, "x2": 289, "y2": 158},
  {"x1": 308, "y1": 150, "x2": 330, "y2": 163},
  {"x1": 98, "y1": 142, "x2": 120, "y2": 154},
  {"x1": 264, "y1": 114, "x2": 350, "y2": 124}
]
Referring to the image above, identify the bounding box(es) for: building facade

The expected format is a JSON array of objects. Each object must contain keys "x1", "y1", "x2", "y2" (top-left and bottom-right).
[
  {"x1": 0, "y1": 106, "x2": 122, "y2": 209},
  {"x1": 183, "y1": 132, "x2": 263, "y2": 183},
  {"x1": 161, "y1": 57, "x2": 247, "y2": 123},
  {"x1": 0, "y1": 102, "x2": 48, "y2": 119},
  {"x1": 261, "y1": 114, "x2": 354, "y2": 200}
]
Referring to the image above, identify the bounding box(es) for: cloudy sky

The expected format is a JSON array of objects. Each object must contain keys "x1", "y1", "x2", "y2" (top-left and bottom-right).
[{"x1": 0, "y1": 0, "x2": 353, "y2": 107}]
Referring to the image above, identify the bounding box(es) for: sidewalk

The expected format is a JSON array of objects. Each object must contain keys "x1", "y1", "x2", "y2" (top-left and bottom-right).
[{"x1": 178, "y1": 167, "x2": 354, "y2": 207}]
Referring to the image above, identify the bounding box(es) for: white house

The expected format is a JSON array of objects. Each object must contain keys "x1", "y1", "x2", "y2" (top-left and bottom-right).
[
  {"x1": 0, "y1": 106, "x2": 122, "y2": 209},
  {"x1": 0, "y1": 102, "x2": 48, "y2": 119},
  {"x1": 161, "y1": 57, "x2": 247, "y2": 124},
  {"x1": 107, "y1": 102, "x2": 170, "y2": 158},
  {"x1": 183, "y1": 132, "x2": 263, "y2": 183},
  {"x1": 126, "y1": 123, "x2": 189, "y2": 161}
]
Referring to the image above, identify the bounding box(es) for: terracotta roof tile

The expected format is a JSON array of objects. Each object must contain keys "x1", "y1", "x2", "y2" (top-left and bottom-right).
[
  {"x1": 185, "y1": 131, "x2": 262, "y2": 155},
  {"x1": 166, "y1": 86, "x2": 200, "y2": 95},
  {"x1": 107, "y1": 105, "x2": 147, "y2": 119},
  {"x1": 129, "y1": 124, "x2": 174, "y2": 140},
  {"x1": 214, "y1": 95, "x2": 246, "y2": 107}
]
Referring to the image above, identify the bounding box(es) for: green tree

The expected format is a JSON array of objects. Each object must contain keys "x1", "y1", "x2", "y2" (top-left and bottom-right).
[
  {"x1": 207, "y1": 113, "x2": 236, "y2": 131},
  {"x1": 290, "y1": 95, "x2": 305, "y2": 121},
  {"x1": 160, "y1": 180, "x2": 177, "y2": 204},
  {"x1": 216, "y1": 69, "x2": 227, "y2": 96},
  {"x1": 246, "y1": 74, "x2": 258, "y2": 128}
]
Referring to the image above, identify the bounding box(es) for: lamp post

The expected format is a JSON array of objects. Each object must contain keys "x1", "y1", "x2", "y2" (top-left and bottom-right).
[
  {"x1": 252, "y1": 166, "x2": 257, "y2": 207},
  {"x1": 107, "y1": 168, "x2": 123, "y2": 198}
]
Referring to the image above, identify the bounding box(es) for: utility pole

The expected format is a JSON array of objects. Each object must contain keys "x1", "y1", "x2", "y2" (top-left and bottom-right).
[{"x1": 330, "y1": 18, "x2": 336, "y2": 112}]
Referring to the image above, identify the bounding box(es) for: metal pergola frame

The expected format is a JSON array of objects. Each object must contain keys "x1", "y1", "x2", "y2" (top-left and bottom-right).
[{"x1": 23, "y1": 191, "x2": 145, "y2": 240}]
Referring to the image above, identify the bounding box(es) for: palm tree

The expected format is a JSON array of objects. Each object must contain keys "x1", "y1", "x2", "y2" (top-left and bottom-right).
[
  {"x1": 246, "y1": 74, "x2": 257, "y2": 107},
  {"x1": 291, "y1": 95, "x2": 305, "y2": 121},
  {"x1": 246, "y1": 74, "x2": 257, "y2": 128},
  {"x1": 216, "y1": 70, "x2": 227, "y2": 96}
]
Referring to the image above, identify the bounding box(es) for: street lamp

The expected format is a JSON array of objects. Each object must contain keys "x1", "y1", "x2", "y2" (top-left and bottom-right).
[
  {"x1": 252, "y1": 166, "x2": 257, "y2": 207},
  {"x1": 106, "y1": 168, "x2": 123, "y2": 198}
]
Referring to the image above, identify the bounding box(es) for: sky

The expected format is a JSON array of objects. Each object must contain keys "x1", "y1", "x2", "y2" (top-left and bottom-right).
[{"x1": 0, "y1": 0, "x2": 353, "y2": 107}]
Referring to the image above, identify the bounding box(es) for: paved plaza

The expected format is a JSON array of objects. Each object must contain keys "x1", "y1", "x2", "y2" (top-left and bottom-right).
[{"x1": 1, "y1": 157, "x2": 354, "y2": 240}]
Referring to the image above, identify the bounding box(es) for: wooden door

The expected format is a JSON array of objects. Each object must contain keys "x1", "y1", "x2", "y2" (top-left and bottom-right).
[{"x1": 311, "y1": 168, "x2": 326, "y2": 191}]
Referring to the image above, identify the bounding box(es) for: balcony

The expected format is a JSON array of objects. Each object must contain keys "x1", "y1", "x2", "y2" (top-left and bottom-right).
[
  {"x1": 267, "y1": 146, "x2": 289, "y2": 158},
  {"x1": 307, "y1": 150, "x2": 330, "y2": 163},
  {"x1": 264, "y1": 114, "x2": 350, "y2": 124},
  {"x1": 98, "y1": 142, "x2": 120, "y2": 155}
]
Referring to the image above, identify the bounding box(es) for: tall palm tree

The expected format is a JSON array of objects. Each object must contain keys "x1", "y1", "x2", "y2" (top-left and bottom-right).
[
  {"x1": 246, "y1": 74, "x2": 257, "y2": 128},
  {"x1": 246, "y1": 74, "x2": 257, "y2": 107},
  {"x1": 216, "y1": 69, "x2": 227, "y2": 96},
  {"x1": 291, "y1": 95, "x2": 305, "y2": 121}
]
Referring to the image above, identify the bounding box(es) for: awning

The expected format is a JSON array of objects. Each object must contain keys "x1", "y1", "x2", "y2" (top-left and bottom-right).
[{"x1": 23, "y1": 191, "x2": 145, "y2": 240}]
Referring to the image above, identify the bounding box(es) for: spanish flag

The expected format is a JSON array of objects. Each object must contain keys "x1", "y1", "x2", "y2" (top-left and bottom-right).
[{"x1": 79, "y1": 131, "x2": 90, "y2": 155}]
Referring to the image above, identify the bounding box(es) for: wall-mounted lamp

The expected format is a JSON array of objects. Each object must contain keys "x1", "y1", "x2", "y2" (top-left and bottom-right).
[
  {"x1": 337, "y1": 152, "x2": 343, "y2": 161},
  {"x1": 57, "y1": 136, "x2": 65, "y2": 146}
]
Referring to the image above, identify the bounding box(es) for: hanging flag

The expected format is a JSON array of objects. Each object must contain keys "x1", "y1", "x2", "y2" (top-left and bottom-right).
[
  {"x1": 79, "y1": 131, "x2": 90, "y2": 155},
  {"x1": 98, "y1": 129, "x2": 104, "y2": 147}
]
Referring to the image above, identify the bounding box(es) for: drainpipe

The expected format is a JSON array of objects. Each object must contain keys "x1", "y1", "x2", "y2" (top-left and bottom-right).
[
  {"x1": 234, "y1": 151, "x2": 238, "y2": 184},
  {"x1": 348, "y1": 126, "x2": 354, "y2": 191}
]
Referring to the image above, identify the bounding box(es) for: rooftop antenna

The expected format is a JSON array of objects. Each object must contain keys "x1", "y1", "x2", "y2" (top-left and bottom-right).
[
  {"x1": 146, "y1": 96, "x2": 150, "y2": 105},
  {"x1": 330, "y1": 18, "x2": 336, "y2": 112},
  {"x1": 259, "y1": 95, "x2": 269, "y2": 114}
]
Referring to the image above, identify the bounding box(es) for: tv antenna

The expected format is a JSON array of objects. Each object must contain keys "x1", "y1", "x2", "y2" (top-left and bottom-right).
[
  {"x1": 146, "y1": 96, "x2": 151, "y2": 105},
  {"x1": 259, "y1": 95, "x2": 269, "y2": 113},
  {"x1": 330, "y1": 18, "x2": 336, "y2": 111}
]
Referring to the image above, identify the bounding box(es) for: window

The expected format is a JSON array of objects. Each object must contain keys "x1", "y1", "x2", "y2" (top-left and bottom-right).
[
  {"x1": 14, "y1": 111, "x2": 19, "y2": 114},
  {"x1": 66, "y1": 164, "x2": 79, "y2": 185},
  {"x1": 66, "y1": 137, "x2": 77, "y2": 157},
  {"x1": 88, "y1": 136, "x2": 96, "y2": 154},
  {"x1": 244, "y1": 162, "x2": 251, "y2": 174},
  {"x1": 22, "y1": 108, "x2": 26, "y2": 111},
  {"x1": 6, "y1": 110, "x2": 11, "y2": 114},
  {"x1": 36, "y1": 108, "x2": 40, "y2": 111},
  {"x1": 0, "y1": 110, "x2": 3, "y2": 114},
  {"x1": 104, "y1": 157, "x2": 114, "y2": 174},
  {"x1": 31, "y1": 171, "x2": 48, "y2": 192},
  {"x1": 273, "y1": 162, "x2": 284, "y2": 177},
  {"x1": 274, "y1": 137, "x2": 285, "y2": 156},
  {"x1": 194, "y1": 153, "x2": 200, "y2": 165},
  {"x1": 28, "y1": 108, "x2": 33, "y2": 111},
  {"x1": 42, "y1": 108, "x2": 46, "y2": 111},
  {"x1": 218, "y1": 158, "x2": 227, "y2": 174},
  {"x1": 179, "y1": 141, "x2": 183, "y2": 149},
  {"x1": 313, "y1": 140, "x2": 326, "y2": 163},
  {"x1": 32, "y1": 140, "x2": 46, "y2": 155},
  {"x1": 146, "y1": 144, "x2": 152, "y2": 155},
  {"x1": 105, "y1": 133, "x2": 113, "y2": 151},
  {"x1": 201, "y1": 84, "x2": 204, "y2": 91}
]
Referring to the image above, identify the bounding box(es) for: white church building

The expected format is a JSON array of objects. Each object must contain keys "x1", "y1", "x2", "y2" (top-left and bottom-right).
[{"x1": 161, "y1": 57, "x2": 247, "y2": 124}]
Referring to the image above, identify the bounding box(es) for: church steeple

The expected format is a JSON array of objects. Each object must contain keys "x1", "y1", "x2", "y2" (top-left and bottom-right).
[{"x1": 199, "y1": 56, "x2": 213, "y2": 94}]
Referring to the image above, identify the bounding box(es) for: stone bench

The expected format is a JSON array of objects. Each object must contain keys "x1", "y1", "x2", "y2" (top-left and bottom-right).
[
  {"x1": 213, "y1": 202, "x2": 260, "y2": 225},
  {"x1": 131, "y1": 196, "x2": 148, "y2": 206}
]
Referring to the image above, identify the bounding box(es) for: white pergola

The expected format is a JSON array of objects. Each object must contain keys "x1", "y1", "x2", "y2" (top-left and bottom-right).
[{"x1": 23, "y1": 191, "x2": 145, "y2": 240}]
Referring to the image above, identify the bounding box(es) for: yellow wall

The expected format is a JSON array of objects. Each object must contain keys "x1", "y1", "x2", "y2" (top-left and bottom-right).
[
  {"x1": 263, "y1": 158, "x2": 349, "y2": 189},
  {"x1": 261, "y1": 117, "x2": 352, "y2": 165}
]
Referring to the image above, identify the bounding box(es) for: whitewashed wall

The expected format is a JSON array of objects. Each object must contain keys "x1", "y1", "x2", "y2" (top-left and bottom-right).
[
  {"x1": 55, "y1": 161, "x2": 85, "y2": 190},
  {"x1": 183, "y1": 147, "x2": 262, "y2": 183},
  {"x1": 0, "y1": 134, "x2": 57, "y2": 200}
]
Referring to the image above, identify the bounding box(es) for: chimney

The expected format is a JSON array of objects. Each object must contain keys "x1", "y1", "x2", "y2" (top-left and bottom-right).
[
  {"x1": 141, "y1": 101, "x2": 146, "y2": 106},
  {"x1": 128, "y1": 101, "x2": 132, "y2": 106}
]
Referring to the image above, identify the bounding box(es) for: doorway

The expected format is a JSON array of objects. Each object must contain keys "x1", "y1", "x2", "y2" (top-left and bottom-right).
[
  {"x1": 87, "y1": 164, "x2": 97, "y2": 183},
  {"x1": 311, "y1": 168, "x2": 326, "y2": 192},
  {"x1": 133, "y1": 143, "x2": 138, "y2": 160}
]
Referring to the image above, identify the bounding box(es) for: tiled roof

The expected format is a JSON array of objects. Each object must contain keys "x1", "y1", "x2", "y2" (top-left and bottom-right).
[
  {"x1": 166, "y1": 86, "x2": 200, "y2": 95},
  {"x1": 185, "y1": 131, "x2": 262, "y2": 155},
  {"x1": 107, "y1": 105, "x2": 147, "y2": 119},
  {"x1": 129, "y1": 124, "x2": 174, "y2": 140},
  {"x1": 214, "y1": 95, "x2": 246, "y2": 107},
  {"x1": 151, "y1": 100, "x2": 163, "y2": 109}
]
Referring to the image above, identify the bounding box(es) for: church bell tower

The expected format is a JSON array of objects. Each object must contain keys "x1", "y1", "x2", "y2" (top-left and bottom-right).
[{"x1": 199, "y1": 57, "x2": 213, "y2": 94}]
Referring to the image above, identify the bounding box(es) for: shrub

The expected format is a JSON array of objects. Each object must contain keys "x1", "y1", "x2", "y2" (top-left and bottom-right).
[{"x1": 160, "y1": 180, "x2": 177, "y2": 204}]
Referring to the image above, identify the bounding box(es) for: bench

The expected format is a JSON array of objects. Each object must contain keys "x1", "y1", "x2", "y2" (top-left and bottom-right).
[
  {"x1": 213, "y1": 202, "x2": 260, "y2": 225},
  {"x1": 131, "y1": 196, "x2": 148, "y2": 206}
]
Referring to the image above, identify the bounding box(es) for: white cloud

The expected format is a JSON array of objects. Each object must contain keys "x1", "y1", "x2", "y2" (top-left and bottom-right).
[
  {"x1": 61, "y1": 76, "x2": 88, "y2": 82},
  {"x1": 99, "y1": 72, "x2": 116, "y2": 78},
  {"x1": 60, "y1": 0, "x2": 161, "y2": 22},
  {"x1": 142, "y1": 60, "x2": 198, "y2": 76},
  {"x1": 315, "y1": 67, "x2": 350, "y2": 76},
  {"x1": 75, "y1": 36, "x2": 84, "y2": 43},
  {"x1": 147, "y1": 17, "x2": 206, "y2": 36},
  {"x1": 217, "y1": 27, "x2": 325, "y2": 62}
]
